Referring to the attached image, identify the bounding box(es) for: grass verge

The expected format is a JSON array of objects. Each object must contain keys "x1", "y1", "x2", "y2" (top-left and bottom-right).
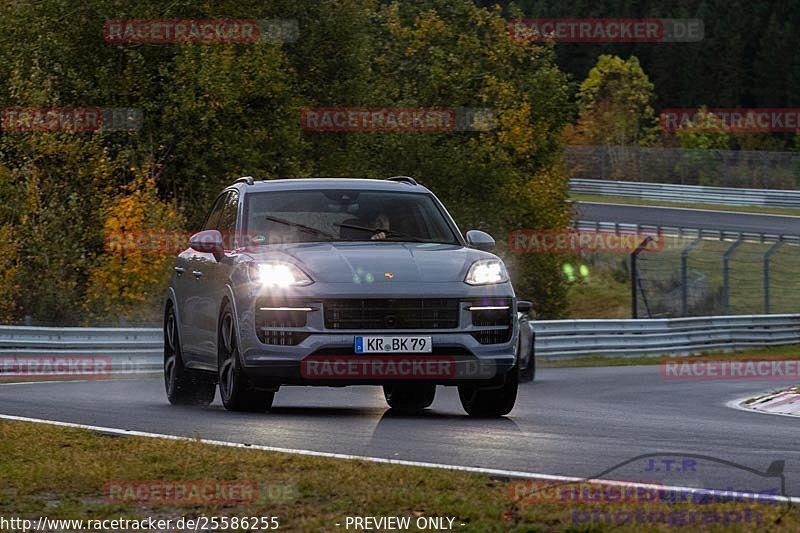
[
  {"x1": 0, "y1": 419, "x2": 798, "y2": 531},
  {"x1": 565, "y1": 268, "x2": 631, "y2": 319}
]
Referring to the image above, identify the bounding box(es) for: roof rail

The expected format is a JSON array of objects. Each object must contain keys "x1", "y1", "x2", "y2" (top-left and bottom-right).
[
  {"x1": 234, "y1": 176, "x2": 254, "y2": 185},
  {"x1": 386, "y1": 176, "x2": 418, "y2": 186}
]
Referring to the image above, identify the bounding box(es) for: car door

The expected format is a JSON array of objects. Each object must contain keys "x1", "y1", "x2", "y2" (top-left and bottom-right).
[
  {"x1": 193, "y1": 189, "x2": 240, "y2": 367},
  {"x1": 180, "y1": 193, "x2": 227, "y2": 362}
]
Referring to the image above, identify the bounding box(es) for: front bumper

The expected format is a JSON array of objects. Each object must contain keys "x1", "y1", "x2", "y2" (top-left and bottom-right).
[{"x1": 234, "y1": 283, "x2": 517, "y2": 386}]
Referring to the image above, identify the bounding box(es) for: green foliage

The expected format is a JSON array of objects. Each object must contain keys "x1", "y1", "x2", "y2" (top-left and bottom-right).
[
  {"x1": 570, "y1": 55, "x2": 657, "y2": 147},
  {"x1": 83, "y1": 175, "x2": 185, "y2": 323},
  {"x1": 508, "y1": 0, "x2": 800, "y2": 107},
  {"x1": 675, "y1": 108, "x2": 730, "y2": 150},
  {"x1": 0, "y1": 0, "x2": 573, "y2": 322}
]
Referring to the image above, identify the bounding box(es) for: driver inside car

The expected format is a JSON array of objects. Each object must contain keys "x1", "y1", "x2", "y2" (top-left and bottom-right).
[
  {"x1": 369, "y1": 212, "x2": 390, "y2": 240},
  {"x1": 339, "y1": 210, "x2": 392, "y2": 241}
]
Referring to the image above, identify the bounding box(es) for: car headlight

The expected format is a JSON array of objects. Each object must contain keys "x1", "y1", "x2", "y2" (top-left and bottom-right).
[
  {"x1": 251, "y1": 262, "x2": 313, "y2": 287},
  {"x1": 464, "y1": 259, "x2": 509, "y2": 285}
]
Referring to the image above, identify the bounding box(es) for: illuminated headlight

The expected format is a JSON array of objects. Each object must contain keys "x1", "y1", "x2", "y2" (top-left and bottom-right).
[
  {"x1": 464, "y1": 259, "x2": 509, "y2": 285},
  {"x1": 251, "y1": 262, "x2": 313, "y2": 287}
]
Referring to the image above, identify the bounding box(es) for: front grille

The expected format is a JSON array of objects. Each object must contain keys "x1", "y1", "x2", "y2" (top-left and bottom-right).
[
  {"x1": 469, "y1": 298, "x2": 513, "y2": 344},
  {"x1": 257, "y1": 330, "x2": 310, "y2": 345},
  {"x1": 471, "y1": 330, "x2": 512, "y2": 345},
  {"x1": 256, "y1": 298, "x2": 311, "y2": 345},
  {"x1": 469, "y1": 298, "x2": 513, "y2": 326},
  {"x1": 324, "y1": 299, "x2": 460, "y2": 330}
]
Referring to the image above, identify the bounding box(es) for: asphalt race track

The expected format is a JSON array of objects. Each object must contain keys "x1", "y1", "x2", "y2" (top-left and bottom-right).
[
  {"x1": 1, "y1": 365, "x2": 798, "y2": 497},
  {"x1": 576, "y1": 202, "x2": 800, "y2": 235}
]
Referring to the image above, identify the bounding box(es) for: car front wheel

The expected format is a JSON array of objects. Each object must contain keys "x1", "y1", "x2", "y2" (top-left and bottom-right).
[
  {"x1": 519, "y1": 336, "x2": 535, "y2": 382},
  {"x1": 457, "y1": 367, "x2": 518, "y2": 417},
  {"x1": 164, "y1": 307, "x2": 215, "y2": 406},
  {"x1": 218, "y1": 303, "x2": 274, "y2": 412}
]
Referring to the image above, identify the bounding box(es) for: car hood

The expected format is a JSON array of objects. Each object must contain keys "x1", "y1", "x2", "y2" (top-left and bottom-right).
[{"x1": 243, "y1": 241, "x2": 497, "y2": 283}]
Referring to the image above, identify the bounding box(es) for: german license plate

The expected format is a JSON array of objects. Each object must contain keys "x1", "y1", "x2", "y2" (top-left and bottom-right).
[{"x1": 354, "y1": 336, "x2": 432, "y2": 354}]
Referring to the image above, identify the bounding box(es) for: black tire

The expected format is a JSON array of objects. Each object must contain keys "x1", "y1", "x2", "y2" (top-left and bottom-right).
[
  {"x1": 519, "y1": 336, "x2": 536, "y2": 382},
  {"x1": 218, "y1": 303, "x2": 274, "y2": 412},
  {"x1": 458, "y1": 367, "x2": 518, "y2": 417},
  {"x1": 164, "y1": 306, "x2": 216, "y2": 406},
  {"x1": 383, "y1": 383, "x2": 436, "y2": 411}
]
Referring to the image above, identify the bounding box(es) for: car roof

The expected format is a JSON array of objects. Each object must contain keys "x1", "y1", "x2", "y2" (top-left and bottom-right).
[{"x1": 229, "y1": 178, "x2": 431, "y2": 194}]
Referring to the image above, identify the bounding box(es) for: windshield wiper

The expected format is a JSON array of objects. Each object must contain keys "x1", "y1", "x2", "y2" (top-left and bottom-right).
[
  {"x1": 264, "y1": 215, "x2": 336, "y2": 240},
  {"x1": 335, "y1": 222, "x2": 436, "y2": 243}
]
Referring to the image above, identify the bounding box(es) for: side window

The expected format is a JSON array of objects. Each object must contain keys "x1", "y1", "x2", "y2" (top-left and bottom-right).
[
  {"x1": 202, "y1": 193, "x2": 228, "y2": 231},
  {"x1": 218, "y1": 190, "x2": 239, "y2": 235}
]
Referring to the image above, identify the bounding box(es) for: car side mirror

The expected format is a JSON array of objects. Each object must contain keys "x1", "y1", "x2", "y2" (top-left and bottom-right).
[
  {"x1": 465, "y1": 230, "x2": 495, "y2": 251},
  {"x1": 517, "y1": 300, "x2": 534, "y2": 314},
  {"x1": 189, "y1": 230, "x2": 224, "y2": 261}
]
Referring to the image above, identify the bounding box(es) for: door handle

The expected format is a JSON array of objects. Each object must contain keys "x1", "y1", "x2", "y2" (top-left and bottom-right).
[
  {"x1": 192, "y1": 270, "x2": 203, "y2": 279},
  {"x1": 173, "y1": 267, "x2": 185, "y2": 276}
]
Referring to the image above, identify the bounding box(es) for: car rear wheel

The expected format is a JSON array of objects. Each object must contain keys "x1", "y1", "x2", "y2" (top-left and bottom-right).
[
  {"x1": 383, "y1": 383, "x2": 436, "y2": 412},
  {"x1": 218, "y1": 304, "x2": 274, "y2": 412},
  {"x1": 164, "y1": 307, "x2": 215, "y2": 406},
  {"x1": 458, "y1": 367, "x2": 518, "y2": 417}
]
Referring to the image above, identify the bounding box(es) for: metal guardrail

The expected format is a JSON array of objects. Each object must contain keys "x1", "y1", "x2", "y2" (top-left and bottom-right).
[
  {"x1": 571, "y1": 178, "x2": 800, "y2": 208},
  {"x1": 1, "y1": 315, "x2": 799, "y2": 374},
  {"x1": 532, "y1": 314, "x2": 800, "y2": 359},
  {"x1": 0, "y1": 326, "x2": 162, "y2": 374},
  {"x1": 575, "y1": 220, "x2": 800, "y2": 246}
]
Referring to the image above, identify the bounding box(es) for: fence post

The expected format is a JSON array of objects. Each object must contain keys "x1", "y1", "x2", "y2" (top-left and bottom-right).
[
  {"x1": 631, "y1": 236, "x2": 654, "y2": 318},
  {"x1": 722, "y1": 238, "x2": 743, "y2": 315},
  {"x1": 681, "y1": 238, "x2": 702, "y2": 317},
  {"x1": 763, "y1": 240, "x2": 784, "y2": 314}
]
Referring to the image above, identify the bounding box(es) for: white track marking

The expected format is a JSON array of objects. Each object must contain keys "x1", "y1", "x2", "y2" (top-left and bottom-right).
[
  {"x1": 0, "y1": 380, "x2": 93, "y2": 386},
  {"x1": 0, "y1": 412, "x2": 794, "y2": 504},
  {"x1": 0, "y1": 377, "x2": 155, "y2": 386},
  {"x1": 727, "y1": 395, "x2": 800, "y2": 419}
]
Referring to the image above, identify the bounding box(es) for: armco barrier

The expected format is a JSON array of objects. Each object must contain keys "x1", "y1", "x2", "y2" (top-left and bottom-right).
[
  {"x1": 0, "y1": 326, "x2": 162, "y2": 374},
  {"x1": 1, "y1": 315, "x2": 799, "y2": 374},
  {"x1": 575, "y1": 220, "x2": 800, "y2": 245},
  {"x1": 532, "y1": 314, "x2": 800, "y2": 359},
  {"x1": 570, "y1": 178, "x2": 800, "y2": 208}
]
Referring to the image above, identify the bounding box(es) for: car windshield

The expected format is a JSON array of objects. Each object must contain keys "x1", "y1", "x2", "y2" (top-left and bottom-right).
[{"x1": 243, "y1": 189, "x2": 460, "y2": 245}]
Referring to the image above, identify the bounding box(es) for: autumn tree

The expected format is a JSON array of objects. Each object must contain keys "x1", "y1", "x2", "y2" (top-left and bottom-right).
[
  {"x1": 84, "y1": 173, "x2": 185, "y2": 323},
  {"x1": 570, "y1": 55, "x2": 657, "y2": 147}
]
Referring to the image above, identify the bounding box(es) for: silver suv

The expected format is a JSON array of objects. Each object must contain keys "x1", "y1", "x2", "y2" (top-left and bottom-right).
[{"x1": 164, "y1": 177, "x2": 532, "y2": 417}]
